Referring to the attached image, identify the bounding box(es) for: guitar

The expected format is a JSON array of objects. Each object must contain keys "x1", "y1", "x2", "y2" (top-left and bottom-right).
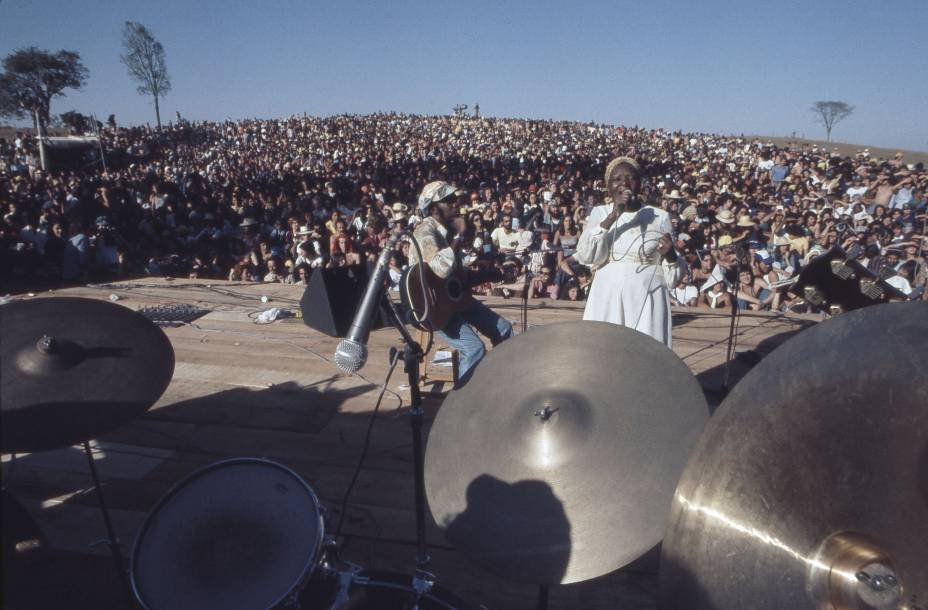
[{"x1": 400, "y1": 264, "x2": 501, "y2": 332}]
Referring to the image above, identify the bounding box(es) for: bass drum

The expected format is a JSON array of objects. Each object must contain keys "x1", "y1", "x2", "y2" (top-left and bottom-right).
[
  {"x1": 299, "y1": 569, "x2": 483, "y2": 610},
  {"x1": 131, "y1": 458, "x2": 325, "y2": 610}
]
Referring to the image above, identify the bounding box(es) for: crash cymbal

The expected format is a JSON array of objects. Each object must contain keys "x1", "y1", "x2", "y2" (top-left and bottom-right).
[
  {"x1": 425, "y1": 321, "x2": 709, "y2": 585},
  {"x1": 661, "y1": 301, "x2": 928, "y2": 610},
  {"x1": 1, "y1": 297, "x2": 175, "y2": 453}
]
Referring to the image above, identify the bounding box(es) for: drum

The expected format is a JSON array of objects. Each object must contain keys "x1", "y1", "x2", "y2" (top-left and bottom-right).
[
  {"x1": 299, "y1": 568, "x2": 481, "y2": 610},
  {"x1": 131, "y1": 458, "x2": 325, "y2": 610}
]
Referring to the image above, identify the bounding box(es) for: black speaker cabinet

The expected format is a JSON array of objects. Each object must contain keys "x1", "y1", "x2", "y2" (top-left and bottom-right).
[{"x1": 300, "y1": 265, "x2": 388, "y2": 337}]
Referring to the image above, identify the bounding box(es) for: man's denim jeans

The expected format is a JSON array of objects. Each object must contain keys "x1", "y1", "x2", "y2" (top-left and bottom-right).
[{"x1": 437, "y1": 300, "x2": 513, "y2": 387}]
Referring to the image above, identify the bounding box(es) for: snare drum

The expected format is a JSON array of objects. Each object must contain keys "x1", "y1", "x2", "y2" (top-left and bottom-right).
[{"x1": 131, "y1": 458, "x2": 325, "y2": 610}]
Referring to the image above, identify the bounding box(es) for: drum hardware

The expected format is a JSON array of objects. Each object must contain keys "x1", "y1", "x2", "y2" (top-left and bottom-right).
[
  {"x1": 299, "y1": 566, "x2": 480, "y2": 609},
  {"x1": 82, "y1": 439, "x2": 133, "y2": 606},
  {"x1": 1, "y1": 297, "x2": 175, "y2": 606}
]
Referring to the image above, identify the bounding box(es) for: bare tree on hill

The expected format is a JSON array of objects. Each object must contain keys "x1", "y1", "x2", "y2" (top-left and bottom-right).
[
  {"x1": 121, "y1": 21, "x2": 171, "y2": 130},
  {"x1": 810, "y1": 101, "x2": 853, "y2": 142}
]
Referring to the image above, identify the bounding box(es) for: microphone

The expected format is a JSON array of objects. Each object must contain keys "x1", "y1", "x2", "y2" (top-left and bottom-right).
[{"x1": 334, "y1": 228, "x2": 403, "y2": 373}]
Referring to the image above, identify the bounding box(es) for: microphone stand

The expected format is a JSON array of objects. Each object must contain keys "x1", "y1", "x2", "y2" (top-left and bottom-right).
[
  {"x1": 722, "y1": 257, "x2": 742, "y2": 391},
  {"x1": 378, "y1": 293, "x2": 436, "y2": 599},
  {"x1": 520, "y1": 249, "x2": 534, "y2": 333}
]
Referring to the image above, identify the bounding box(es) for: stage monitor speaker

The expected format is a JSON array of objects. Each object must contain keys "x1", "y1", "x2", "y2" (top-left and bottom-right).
[
  {"x1": 300, "y1": 265, "x2": 388, "y2": 337},
  {"x1": 789, "y1": 246, "x2": 908, "y2": 314}
]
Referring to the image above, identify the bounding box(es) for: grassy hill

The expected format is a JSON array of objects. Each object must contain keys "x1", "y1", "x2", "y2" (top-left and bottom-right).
[
  {"x1": 746, "y1": 135, "x2": 927, "y2": 165},
  {"x1": 3, "y1": 124, "x2": 926, "y2": 165}
]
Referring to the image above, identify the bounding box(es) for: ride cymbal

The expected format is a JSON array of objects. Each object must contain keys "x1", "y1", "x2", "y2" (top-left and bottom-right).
[
  {"x1": 1, "y1": 297, "x2": 175, "y2": 453},
  {"x1": 661, "y1": 301, "x2": 928, "y2": 610},
  {"x1": 425, "y1": 321, "x2": 708, "y2": 585}
]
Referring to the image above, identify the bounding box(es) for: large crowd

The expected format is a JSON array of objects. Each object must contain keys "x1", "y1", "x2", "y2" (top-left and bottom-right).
[{"x1": 1, "y1": 113, "x2": 926, "y2": 309}]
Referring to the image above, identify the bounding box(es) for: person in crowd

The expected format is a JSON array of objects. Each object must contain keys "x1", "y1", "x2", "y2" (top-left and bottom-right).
[{"x1": 1, "y1": 114, "x2": 923, "y2": 317}]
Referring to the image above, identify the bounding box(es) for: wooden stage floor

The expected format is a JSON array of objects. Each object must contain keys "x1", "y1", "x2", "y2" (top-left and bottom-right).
[{"x1": 1, "y1": 279, "x2": 817, "y2": 609}]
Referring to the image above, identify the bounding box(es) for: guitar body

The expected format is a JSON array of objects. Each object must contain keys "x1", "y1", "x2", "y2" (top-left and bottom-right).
[{"x1": 401, "y1": 265, "x2": 475, "y2": 332}]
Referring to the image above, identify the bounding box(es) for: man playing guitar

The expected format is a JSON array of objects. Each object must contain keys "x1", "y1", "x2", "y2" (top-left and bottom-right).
[{"x1": 408, "y1": 181, "x2": 513, "y2": 387}]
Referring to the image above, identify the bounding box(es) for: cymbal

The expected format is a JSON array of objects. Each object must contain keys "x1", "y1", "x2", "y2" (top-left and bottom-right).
[
  {"x1": 1, "y1": 297, "x2": 175, "y2": 453},
  {"x1": 661, "y1": 301, "x2": 928, "y2": 610},
  {"x1": 425, "y1": 321, "x2": 709, "y2": 585}
]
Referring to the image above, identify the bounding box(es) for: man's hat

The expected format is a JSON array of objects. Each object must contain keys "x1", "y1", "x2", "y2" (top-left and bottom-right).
[
  {"x1": 391, "y1": 202, "x2": 409, "y2": 220},
  {"x1": 418, "y1": 181, "x2": 457, "y2": 212},
  {"x1": 772, "y1": 234, "x2": 791, "y2": 247}
]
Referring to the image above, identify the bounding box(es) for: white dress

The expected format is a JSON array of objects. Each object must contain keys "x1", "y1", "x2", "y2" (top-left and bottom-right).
[{"x1": 574, "y1": 205, "x2": 678, "y2": 348}]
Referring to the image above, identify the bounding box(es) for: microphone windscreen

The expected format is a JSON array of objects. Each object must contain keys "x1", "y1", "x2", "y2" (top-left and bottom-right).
[{"x1": 334, "y1": 338, "x2": 367, "y2": 373}]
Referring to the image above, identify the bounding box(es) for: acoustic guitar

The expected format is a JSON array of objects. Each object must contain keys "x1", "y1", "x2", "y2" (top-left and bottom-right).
[{"x1": 400, "y1": 264, "x2": 501, "y2": 332}]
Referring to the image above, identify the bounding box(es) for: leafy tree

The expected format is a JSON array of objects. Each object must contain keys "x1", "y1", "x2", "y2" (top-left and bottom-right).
[
  {"x1": 810, "y1": 101, "x2": 854, "y2": 142},
  {"x1": 59, "y1": 109, "x2": 92, "y2": 134},
  {"x1": 0, "y1": 47, "x2": 89, "y2": 130},
  {"x1": 121, "y1": 21, "x2": 171, "y2": 129},
  {"x1": 106, "y1": 113, "x2": 117, "y2": 129}
]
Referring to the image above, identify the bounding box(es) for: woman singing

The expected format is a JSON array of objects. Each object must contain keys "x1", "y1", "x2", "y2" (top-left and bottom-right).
[{"x1": 574, "y1": 156, "x2": 679, "y2": 347}]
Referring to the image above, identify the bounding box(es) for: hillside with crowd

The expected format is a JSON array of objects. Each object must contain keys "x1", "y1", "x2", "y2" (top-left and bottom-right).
[{"x1": 1, "y1": 113, "x2": 926, "y2": 308}]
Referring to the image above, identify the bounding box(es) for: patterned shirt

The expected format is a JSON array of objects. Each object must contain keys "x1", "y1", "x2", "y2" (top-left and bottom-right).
[{"x1": 409, "y1": 217, "x2": 456, "y2": 279}]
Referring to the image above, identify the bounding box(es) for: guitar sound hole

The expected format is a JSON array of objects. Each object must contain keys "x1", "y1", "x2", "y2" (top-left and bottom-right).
[{"x1": 447, "y1": 279, "x2": 463, "y2": 300}]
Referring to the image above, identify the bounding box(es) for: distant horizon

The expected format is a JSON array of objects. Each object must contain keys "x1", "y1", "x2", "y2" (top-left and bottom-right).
[
  {"x1": 2, "y1": 0, "x2": 926, "y2": 152},
  {"x1": 4, "y1": 110, "x2": 926, "y2": 156}
]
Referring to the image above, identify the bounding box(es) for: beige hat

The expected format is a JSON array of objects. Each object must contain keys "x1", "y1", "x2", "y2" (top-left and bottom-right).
[
  {"x1": 391, "y1": 202, "x2": 409, "y2": 220},
  {"x1": 716, "y1": 209, "x2": 736, "y2": 224},
  {"x1": 297, "y1": 225, "x2": 311, "y2": 235},
  {"x1": 680, "y1": 205, "x2": 698, "y2": 221},
  {"x1": 737, "y1": 215, "x2": 756, "y2": 228},
  {"x1": 773, "y1": 234, "x2": 791, "y2": 247},
  {"x1": 604, "y1": 156, "x2": 641, "y2": 186},
  {"x1": 663, "y1": 190, "x2": 683, "y2": 200}
]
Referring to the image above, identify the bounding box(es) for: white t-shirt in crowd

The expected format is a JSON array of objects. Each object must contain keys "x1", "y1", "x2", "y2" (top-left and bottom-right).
[{"x1": 672, "y1": 284, "x2": 699, "y2": 305}]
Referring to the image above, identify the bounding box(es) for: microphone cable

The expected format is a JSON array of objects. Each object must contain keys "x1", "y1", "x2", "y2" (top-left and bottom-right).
[{"x1": 333, "y1": 347, "x2": 402, "y2": 557}]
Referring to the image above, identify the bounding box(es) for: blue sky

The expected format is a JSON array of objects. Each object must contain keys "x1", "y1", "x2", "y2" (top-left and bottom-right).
[{"x1": 2, "y1": 0, "x2": 926, "y2": 150}]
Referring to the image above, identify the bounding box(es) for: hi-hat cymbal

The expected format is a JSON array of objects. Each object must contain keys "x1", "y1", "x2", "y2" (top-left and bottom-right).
[
  {"x1": 661, "y1": 301, "x2": 928, "y2": 610},
  {"x1": 425, "y1": 321, "x2": 709, "y2": 585},
  {"x1": 1, "y1": 297, "x2": 175, "y2": 453}
]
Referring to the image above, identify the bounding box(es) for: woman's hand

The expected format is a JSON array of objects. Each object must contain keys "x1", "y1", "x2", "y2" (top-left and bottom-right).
[{"x1": 600, "y1": 191, "x2": 632, "y2": 229}]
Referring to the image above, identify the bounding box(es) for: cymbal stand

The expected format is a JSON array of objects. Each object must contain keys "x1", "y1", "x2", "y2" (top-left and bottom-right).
[
  {"x1": 82, "y1": 440, "x2": 134, "y2": 607},
  {"x1": 380, "y1": 295, "x2": 436, "y2": 597}
]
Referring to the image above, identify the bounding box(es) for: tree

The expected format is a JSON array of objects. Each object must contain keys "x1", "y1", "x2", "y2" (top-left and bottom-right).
[
  {"x1": 810, "y1": 101, "x2": 854, "y2": 142},
  {"x1": 0, "y1": 47, "x2": 89, "y2": 130},
  {"x1": 121, "y1": 21, "x2": 171, "y2": 129},
  {"x1": 59, "y1": 109, "x2": 92, "y2": 134}
]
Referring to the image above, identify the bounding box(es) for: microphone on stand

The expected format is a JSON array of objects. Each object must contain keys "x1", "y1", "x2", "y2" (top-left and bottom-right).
[{"x1": 334, "y1": 228, "x2": 403, "y2": 373}]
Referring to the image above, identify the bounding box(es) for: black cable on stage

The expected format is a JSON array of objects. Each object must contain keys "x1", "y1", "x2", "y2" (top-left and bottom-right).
[{"x1": 333, "y1": 346, "x2": 402, "y2": 554}]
